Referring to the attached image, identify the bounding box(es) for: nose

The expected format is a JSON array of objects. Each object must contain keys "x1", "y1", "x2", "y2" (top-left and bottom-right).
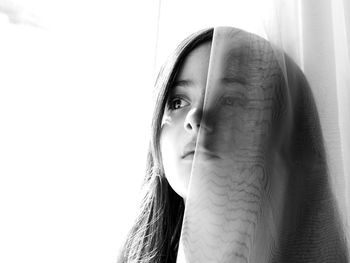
[{"x1": 184, "y1": 107, "x2": 202, "y2": 134}]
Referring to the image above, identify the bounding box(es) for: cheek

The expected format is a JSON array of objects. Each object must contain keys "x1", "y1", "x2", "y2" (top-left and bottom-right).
[
  {"x1": 160, "y1": 111, "x2": 186, "y2": 159},
  {"x1": 160, "y1": 114, "x2": 191, "y2": 199},
  {"x1": 160, "y1": 114, "x2": 179, "y2": 159},
  {"x1": 202, "y1": 107, "x2": 244, "y2": 154},
  {"x1": 160, "y1": 126, "x2": 177, "y2": 166}
]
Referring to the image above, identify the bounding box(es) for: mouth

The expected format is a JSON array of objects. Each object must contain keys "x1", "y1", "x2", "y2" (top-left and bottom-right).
[
  {"x1": 181, "y1": 150, "x2": 220, "y2": 160},
  {"x1": 182, "y1": 151, "x2": 195, "y2": 160},
  {"x1": 181, "y1": 140, "x2": 221, "y2": 161}
]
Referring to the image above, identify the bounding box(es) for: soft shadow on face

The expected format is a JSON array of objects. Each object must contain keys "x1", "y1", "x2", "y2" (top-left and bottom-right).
[
  {"x1": 199, "y1": 34, "x2": 281, "y2": 161},
  {"x1": 159, "y1": 34, "x2": 280, "y2": 200},
  {"x1": 177, "y1": 29, "x2": 290, "y2": 263}
]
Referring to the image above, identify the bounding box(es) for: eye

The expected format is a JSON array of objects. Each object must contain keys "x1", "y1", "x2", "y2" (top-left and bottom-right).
[
  {"x1": 220, "y1": 95, "x2": 247, "y2": 107},
  {"x1": 168, "y1": 97, "x2": 190, "y2": 110},
  {"x1": 221, "y1": 97, "x2": 235, "y2": 106}
]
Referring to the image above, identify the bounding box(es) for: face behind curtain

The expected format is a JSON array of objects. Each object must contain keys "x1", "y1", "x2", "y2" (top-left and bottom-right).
[{"x1": 177, "y1": 27, "x2": 348, "y2": 263}]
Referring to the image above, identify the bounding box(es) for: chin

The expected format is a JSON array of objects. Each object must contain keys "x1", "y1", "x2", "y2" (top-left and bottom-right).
[{"x1": 165, "y1": 166, "x2": 191, "y2": 200}]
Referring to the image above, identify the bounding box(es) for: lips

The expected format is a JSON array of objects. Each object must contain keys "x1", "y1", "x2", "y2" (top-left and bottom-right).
[
  {"x1": 182, "y1": 150, "x2": 195, "y2": 159},
  {"x1": 181, "y1": 141, "x2": 220, "y2": 160},
  {"x1": 181, "y1": 141, "x2": 197, "y2": 159}
]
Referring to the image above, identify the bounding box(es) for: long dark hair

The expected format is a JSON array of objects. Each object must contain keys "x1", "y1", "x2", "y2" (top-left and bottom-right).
[
  {"x1": 117, "y1": 27, "x2": 349, "y2": 262},
  {"x1": 117, "y1": 28, "x2": 214, "y2": 263}
]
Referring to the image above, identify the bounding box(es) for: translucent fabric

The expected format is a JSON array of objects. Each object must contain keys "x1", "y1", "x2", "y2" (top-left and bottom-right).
[
  {"x1": 176, "y1": 26, "x2": 348, "y2": 263},
  {"x1": 154, "y1": 0, "x2": 350, "y2": 262}
]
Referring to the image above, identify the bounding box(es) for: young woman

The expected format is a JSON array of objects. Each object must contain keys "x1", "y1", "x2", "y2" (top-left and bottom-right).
[{"x1": 117, "y1": 27, "x2": 348, "y2": 263}]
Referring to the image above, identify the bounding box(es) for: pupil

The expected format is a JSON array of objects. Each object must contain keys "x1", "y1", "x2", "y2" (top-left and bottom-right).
[
  {"x1": 225, "y1": 98, "x2": 233, "y2": 105},
  {"x1": 174, "y1": 100, "x2": 181, "y2": 109}
]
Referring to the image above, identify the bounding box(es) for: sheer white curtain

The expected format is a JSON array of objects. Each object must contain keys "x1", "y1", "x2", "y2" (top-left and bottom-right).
[
  {"x1": 266, "y1": 0, "x2": 350, "y2": 241},
  {"x1": 301, "y1": 0, "x2": 350, "y2": 234},
  {"x1": 263, "y1": 0, "x2": 350, "y2": 244},
  {"x1": 155, "y1": 0, "x2": 350, "y2": 261}
]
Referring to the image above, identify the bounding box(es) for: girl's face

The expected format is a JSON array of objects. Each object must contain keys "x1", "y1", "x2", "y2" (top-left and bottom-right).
[{"x1": 160, "y1": 43, "x2": 211, "y2": 200}]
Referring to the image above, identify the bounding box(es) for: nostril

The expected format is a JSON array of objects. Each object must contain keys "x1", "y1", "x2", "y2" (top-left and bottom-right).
[
  {"x1": 185, "y1": 122, "x2": 193, "y2": 130},
  {"x1": 185, "y1": 122, "x2": 200, "y2": 133},
  {"x1": 184, "y1": 107, "x2": 202, "y2": 132}
]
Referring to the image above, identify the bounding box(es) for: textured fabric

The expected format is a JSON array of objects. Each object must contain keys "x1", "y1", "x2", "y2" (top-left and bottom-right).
[
  {"x1": 154, "y1": 0, "x2": 350, "y2": 262},
  {"x1": 176, "y1": 27, "x2": 348, "y2": 263}
]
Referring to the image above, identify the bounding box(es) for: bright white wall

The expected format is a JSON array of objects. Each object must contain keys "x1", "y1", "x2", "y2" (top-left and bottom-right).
[{"x1": 0, "y1": 1, "x2": 158, "y2": 262}]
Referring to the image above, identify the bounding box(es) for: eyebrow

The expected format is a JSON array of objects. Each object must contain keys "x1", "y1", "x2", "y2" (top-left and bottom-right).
[
  {"x1": 222, "y1": 48, "x2": 249, "y2": 85},
  {"x1": 172, "y1": 79, "x2": 194, "y2": 88},
  {"x1": 221, "y1": 76, "x2": 247, "y2": 86}
]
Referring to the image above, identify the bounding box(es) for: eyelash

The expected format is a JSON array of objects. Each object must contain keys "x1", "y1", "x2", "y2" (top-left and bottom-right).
[{"x1": 167, "y1": 96, "x2": 190, "y2": 111}]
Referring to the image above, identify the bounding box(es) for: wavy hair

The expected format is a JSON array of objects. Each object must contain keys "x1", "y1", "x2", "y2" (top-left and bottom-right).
[{"x1": 117, "y1": 28, "x2": 214, "y2": 263}]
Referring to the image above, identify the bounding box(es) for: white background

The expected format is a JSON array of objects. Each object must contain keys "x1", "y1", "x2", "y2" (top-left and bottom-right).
[
  {"x1": 0, "y1": 1, "x2": 158, "y2": 262},
  {"x1": 0, "y1": 1, "x2": 271, "y2": 262},
  {"x1": 1, "y1": 0, "x2": 348, "y2": 262}
]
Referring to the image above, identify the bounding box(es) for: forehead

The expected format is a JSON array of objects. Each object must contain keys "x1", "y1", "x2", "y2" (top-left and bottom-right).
[
  {"x1": 169, "y1": 36, "x2": 281, "y2": 97},
  {"x1": 175, "y1": 42, "x2": 212, "y2": 87}
]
